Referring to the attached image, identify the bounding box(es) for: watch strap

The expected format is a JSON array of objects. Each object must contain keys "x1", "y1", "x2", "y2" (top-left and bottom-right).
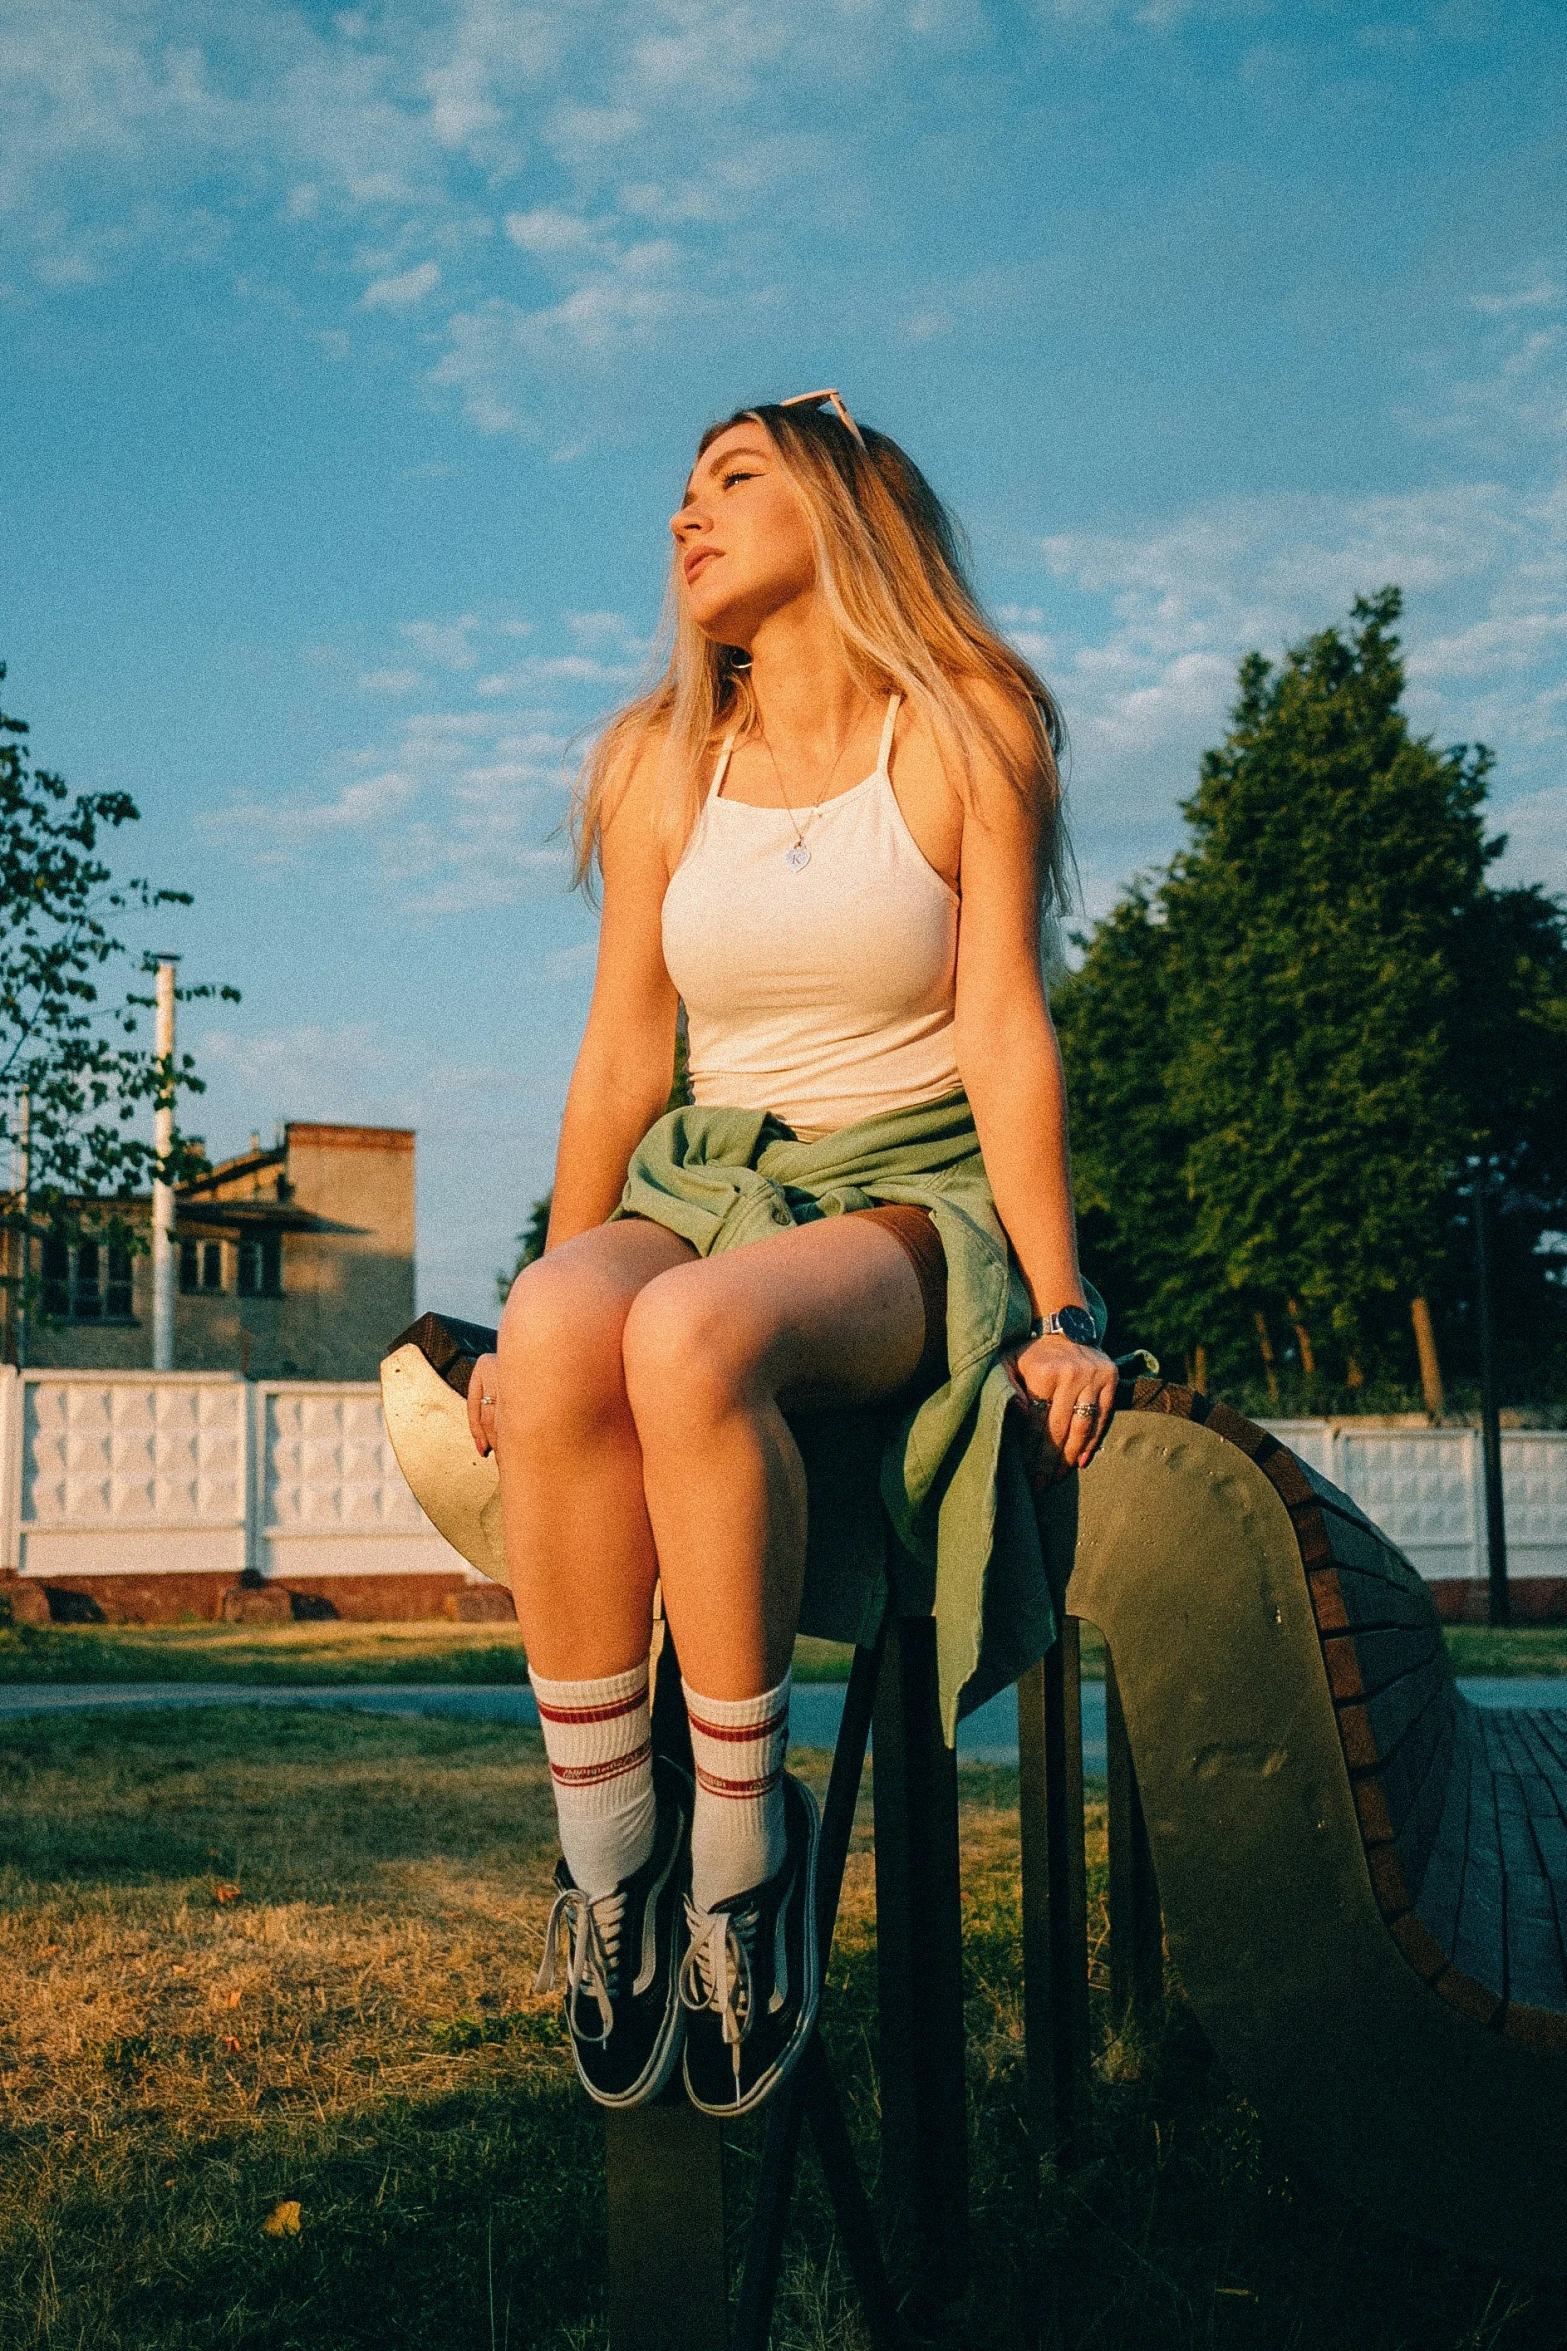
[{"x1": 1029, "y1": 1305, "x2": 1099, "y2": 1347}]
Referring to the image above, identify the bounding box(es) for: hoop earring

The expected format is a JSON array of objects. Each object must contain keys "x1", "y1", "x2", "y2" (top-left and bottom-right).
[{"x1": 726, "y1": 648, "x2": 752, "y2": 672}]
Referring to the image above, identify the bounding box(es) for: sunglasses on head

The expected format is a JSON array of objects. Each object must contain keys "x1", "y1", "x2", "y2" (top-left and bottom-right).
[{"x1": 777, "y1": 388, "x2": 865, "y2": 447}]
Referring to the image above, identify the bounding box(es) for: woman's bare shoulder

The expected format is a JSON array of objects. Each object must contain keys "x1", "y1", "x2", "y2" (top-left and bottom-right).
[
  {"x1": 598, "y1": 712, "x2": 727, "y2": 889},
  {"x1": 597, "y1": 713, "x2": 674, "y2": 857},
  {"x1": 899, "y1": 672, "x2": 1045, "y2": 804}
]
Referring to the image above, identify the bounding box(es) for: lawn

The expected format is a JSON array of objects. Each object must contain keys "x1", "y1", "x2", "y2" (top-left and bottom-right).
[
  {"x1": 5, "y1": 1615, "x2": 1567, "y2": 1687},
  {"x1": 0, "y1": 1618, "x2": 858, "y2": 1686},
  {"x1": 1, "y1": 1707, "x2": 1561, "y2": 2349}
]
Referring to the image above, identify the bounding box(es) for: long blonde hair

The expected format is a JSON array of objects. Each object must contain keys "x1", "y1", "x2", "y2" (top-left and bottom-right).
[{"x1": 571, "y1": 402, "x2": 1069, "y2": 910}]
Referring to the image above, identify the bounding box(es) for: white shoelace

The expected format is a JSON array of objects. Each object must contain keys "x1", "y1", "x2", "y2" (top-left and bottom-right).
[
  {"x1": 534, "y1": 1884, "x2": 628, "y2": 2046},
  {"x1": 678, "y1": 1897, "x2": 759, "y2": 2080}
]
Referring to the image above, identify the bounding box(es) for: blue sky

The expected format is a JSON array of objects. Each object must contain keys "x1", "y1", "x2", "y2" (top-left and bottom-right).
[{"x1": 6, "y1": 0, "x2": 1565, "y2": 1322}]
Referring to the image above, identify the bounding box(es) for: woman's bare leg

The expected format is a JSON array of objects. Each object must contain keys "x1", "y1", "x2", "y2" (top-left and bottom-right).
[
  {"x1": 621, "y1": 1215, "x2": 928, "y2": 1697},
  {"x1": 492, "y1": 1218, "x2": 695, "y2": 1679}
]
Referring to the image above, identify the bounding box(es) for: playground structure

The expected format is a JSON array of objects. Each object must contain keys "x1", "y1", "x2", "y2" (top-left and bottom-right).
[{"x1": 382, "y1": 1319, "x2": 1567, "y2": 2348}]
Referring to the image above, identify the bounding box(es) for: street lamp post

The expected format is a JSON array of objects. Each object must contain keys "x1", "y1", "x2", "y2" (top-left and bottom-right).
[{"x1": 15, "y1": 1092, "x2": 29, "y2": 1373}]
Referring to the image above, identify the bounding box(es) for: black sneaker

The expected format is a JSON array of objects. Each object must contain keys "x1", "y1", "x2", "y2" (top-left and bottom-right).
[
  {"x1": 678, "y1": 1772, "x2": 821, "y2": 2118},
  {"x1": 533, "y1": 1759, "x2": 691, "y2": 2108}
]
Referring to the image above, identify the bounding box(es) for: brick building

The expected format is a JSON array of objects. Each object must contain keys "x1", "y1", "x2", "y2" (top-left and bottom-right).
[{"x1": 6, "y1": 1123, "x2": 416, "y2": 1379}]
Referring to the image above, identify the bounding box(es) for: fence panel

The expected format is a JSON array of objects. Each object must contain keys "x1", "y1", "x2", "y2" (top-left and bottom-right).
[
  {"x1": 1265, "y1": 1421, "x2": 1567, "y2": 1582},
  {"x1": 1335, "y1": 1429, "x2": 1478, "y2": 1583},
  {"x1": 1503, "y1": 1433, "x2": 1567, "y2": 1581},
  {"x1": 2, "y1": 1375, "x2": 1559, "y2": 1595},
  {"x1": 14, "y1": 1370, "x2": 248, "y2": 1579},
  {"x1": 257, "y1": 1381, "x2": 461, "y2": 1579}
]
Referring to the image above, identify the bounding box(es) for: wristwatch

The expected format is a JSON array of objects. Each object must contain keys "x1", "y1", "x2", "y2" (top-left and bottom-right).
[{"x1": 1029, "y1": 1305, "x2": 1098, "y2": 1348}]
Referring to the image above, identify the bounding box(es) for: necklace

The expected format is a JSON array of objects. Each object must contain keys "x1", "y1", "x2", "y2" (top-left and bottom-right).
[{"x1": 757, "y1": 699, "x2": 865, "y2": 872}]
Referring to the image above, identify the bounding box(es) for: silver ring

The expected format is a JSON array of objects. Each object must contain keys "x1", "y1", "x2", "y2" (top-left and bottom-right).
[
  {"x1": 480, "y1": 1392, "x2": 494, "y2": 1409},
  {"x1": 1072, "y1": 1400, "x2": 1099, "y2": 1422}
]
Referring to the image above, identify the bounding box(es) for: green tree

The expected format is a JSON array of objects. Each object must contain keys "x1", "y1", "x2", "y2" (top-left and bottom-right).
[
  {"x1": 0, "y1": 671, "x2": 237, "y2": 1313},
  {"x1": 1056, "y1": 590, "x2": 1567, "y2": 1401}
]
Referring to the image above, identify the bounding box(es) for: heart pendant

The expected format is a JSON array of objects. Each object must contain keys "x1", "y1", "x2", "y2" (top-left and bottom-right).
[{"x1": 784, "y1": 842, "x2": 811, "y2": 872}]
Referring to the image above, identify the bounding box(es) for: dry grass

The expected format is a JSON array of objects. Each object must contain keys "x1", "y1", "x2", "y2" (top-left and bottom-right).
[
  {"x1": 0, "y1": 1621, "x2": 865, "y2": 1686},
  {"x1": 9, "y1": 1614, "x2": 1564, "y2": 1692},
  {"x1": 0, "y1": 1617, "x2": 534, "y2": 1686},
  {"x1": 1, "y1": 1709, "x2": 1562, "y2": 2350}
]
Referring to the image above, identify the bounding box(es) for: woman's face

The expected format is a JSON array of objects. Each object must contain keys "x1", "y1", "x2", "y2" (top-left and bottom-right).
[{"x1": 670, "y1": 423, "x2": 817, "y2": 649}]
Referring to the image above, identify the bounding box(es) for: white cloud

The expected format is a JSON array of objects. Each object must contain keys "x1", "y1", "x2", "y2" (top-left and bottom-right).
[
  {"x1": 0, "y1": 0, "x2": 833, "y2": 430},
  {"x1": 202, "y1": 768, "x2": 418, "y2": 855},
  {"x1": 504, "y1": 206, "x2": 604, "y2": 260},
  {"x1": 429, "y1": 245, "x2": 698, "y2": 430},
  {"x1": 400, "y1": 614, "x2": 483, "y2": 668},
  {"x1": 476, "y1": 653, "x2": 638, "y2": 693},
  {"x1": 1031, "y1": 475, "x2": 1567, "y2": 890},
  {"x1": 361, "y1": 257, "x2": 440, "y2": 308},
  {"x1": 1472, "y1": 281, "x2": 1563, "y2": 318},
  {"x1": 565, "y1": 609, "x2": 647, "y2": 650},
  {"x1": 198, "y1": 610, "x2": 609, "y2": 911},
  {"x1": 1409, "y1": 278, "x2": 1567, "y2": 457},
  {"x1": 1493, "y1": 782, "x2": 1567, "y2": 900}
]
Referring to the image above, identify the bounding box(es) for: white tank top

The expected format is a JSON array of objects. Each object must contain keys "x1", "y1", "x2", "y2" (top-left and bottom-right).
[{"x1": 661, "y1": 693, "x2": 961, "y2": 1138}]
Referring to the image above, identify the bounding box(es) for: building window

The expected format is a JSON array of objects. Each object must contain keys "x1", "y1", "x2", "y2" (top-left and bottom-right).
[
  {"x1": 179, "y1": 1238, "x2": 234, "y2": 1295},
  {"x1": 42, "y1": 1236, "x2": 70, "y2": 1320},
  {"x1": 73, "y1": 1239, "x2": 102, "y2": 1319},
  {"x1": 106, "y1": 1246, "x2": 133, "y2": 1319},
  {"x1": 237, "y1": 1232, "x2": 283, "y2": 1298},
  {"x1": 41, "y1": 1236, "x2": 136, "y2": 1323}
]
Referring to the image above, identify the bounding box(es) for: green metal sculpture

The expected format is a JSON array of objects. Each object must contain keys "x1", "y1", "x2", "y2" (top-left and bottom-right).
[{"x1": 1047, "y1": 1382, "x2": 1567, "y2": 2276}]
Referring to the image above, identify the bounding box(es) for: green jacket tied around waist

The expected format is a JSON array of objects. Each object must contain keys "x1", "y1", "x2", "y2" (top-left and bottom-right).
[{"x1": 614, "y1": 1090, "x2": 1106, "y2": 1741}]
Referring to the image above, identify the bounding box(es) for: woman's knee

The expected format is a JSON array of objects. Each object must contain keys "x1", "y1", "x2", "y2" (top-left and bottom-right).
[
  {"x1": 622, "y1": 1267, "x2": 769, "y2": 1436},
  {"x1": 495, "y1": 1255, "x2": 631, "y2": 1439}
]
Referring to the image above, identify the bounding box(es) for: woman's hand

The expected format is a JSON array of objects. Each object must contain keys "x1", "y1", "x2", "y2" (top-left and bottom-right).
[
  {"x1": 1005, "y1": 1334, "x2": 1117, "y2": 1476},
  {"x1": 467, "y1": 1352, "x2": 499, "y2": 1459}
]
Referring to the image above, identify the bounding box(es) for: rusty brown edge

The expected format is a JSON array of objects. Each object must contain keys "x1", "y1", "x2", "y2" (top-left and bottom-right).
[{"x1": 1083, "y1": 1377, "x2": 1560, "y2": 2046}]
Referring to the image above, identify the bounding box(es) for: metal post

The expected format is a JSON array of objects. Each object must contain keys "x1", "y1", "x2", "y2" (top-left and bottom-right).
[
  {"x1": 152, "y1": 957, "x2": 178, "y2": 1372},
  {"x1": 872, "y1": 1615, "x2": 969, "y2": 2308},
  {"x1": 1018, "y1": 1624, "x2": 1091, "y2": 2166},
  {"x1": 1471, "y1": 1169, "x2": 1509, "y2": 1627},
  {"x1": 15, "y1": 1091, "x2": 29, "y2": 1371}
]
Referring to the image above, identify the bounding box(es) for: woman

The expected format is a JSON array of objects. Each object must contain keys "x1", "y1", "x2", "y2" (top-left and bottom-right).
[{"x1": 467, "y1": 391, "x2": 1114, "y2": 2120}]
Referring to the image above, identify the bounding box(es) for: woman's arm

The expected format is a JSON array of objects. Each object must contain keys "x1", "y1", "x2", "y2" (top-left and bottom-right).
[
  {"x1": 469, "y1": 736, "x2": 678, "y2": 1457},
  {"x1": 545, "y1": 733, "x2": 681, "y2": 1249},
  {"x1": 949, "y1": 692, "x2": 1117, "y2": 1472}
]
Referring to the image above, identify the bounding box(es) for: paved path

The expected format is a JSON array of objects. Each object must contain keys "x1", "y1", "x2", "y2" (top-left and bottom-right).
[{"x1": 2, "y1": 1675, "x2": 1561, "y2": 1769}]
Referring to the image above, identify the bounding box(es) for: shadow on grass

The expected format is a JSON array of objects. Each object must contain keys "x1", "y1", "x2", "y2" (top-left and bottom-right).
[
  {"x1": 3, "y1": 1716, "x2": 1565, "y2": 2350},
  {"x1": 753, "y1": 1926, "x2": 1567, "y2": 2351},
  {"x1": 4, "y1": 2071, "x2": 605, "y2": 2351}
]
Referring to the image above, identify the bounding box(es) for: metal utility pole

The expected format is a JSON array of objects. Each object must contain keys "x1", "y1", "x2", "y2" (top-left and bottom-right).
[
  {"x1": 15, "y1": 1092, "x2": 29, "y2": 1372},
  {"x1": 1471, "y1": 1167, "x2": 1509, "y2": 1627},
  {"x1": 152, "y1": 957, "x2": 179, "y2": 1373}
]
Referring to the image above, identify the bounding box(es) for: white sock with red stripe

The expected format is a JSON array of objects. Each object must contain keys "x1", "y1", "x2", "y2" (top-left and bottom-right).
[
  {"x1": 529, "y1": 1661, "x2": 656, "y2": 1899},
  {"x1": 683, "y1": 1671, "x2": 791, "y2": 1913}
]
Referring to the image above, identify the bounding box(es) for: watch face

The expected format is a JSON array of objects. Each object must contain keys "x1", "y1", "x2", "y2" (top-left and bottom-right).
[{"x1": 1057, "y1": 1305, "x2": 1098, "y2": 1348}]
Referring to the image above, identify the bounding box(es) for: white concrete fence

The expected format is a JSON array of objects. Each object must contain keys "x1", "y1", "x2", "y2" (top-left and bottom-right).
[
  {"x1": 0, "y1": 1365, "x2": 470, "y2": 1588},
  {"x1": 0, "y1": 1366, "x2": 1561, "y2": 1595},
  {"x1": 1261, "y1": 1419, "x2": 1567, "y2": 1586}
]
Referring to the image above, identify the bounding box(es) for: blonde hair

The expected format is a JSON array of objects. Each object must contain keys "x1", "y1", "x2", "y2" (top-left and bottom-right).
[{"x1": 570, "y1": 403, "x2": 1069, "y2": 910}]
